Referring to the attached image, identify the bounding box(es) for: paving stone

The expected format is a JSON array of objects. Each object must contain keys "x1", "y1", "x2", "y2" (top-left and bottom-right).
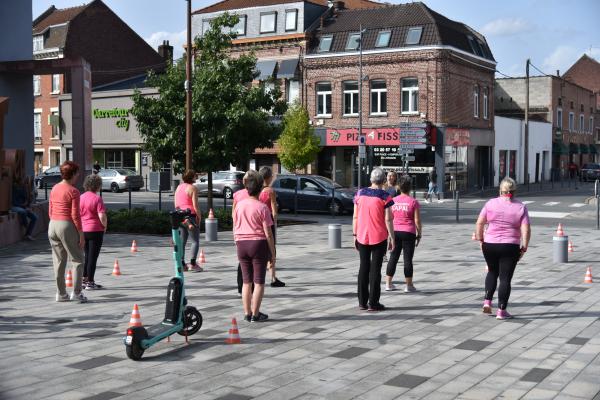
[
  {"x1": 566, "y1": 337, "x2": 589, "y2": 345},
  {"x1": 520, "y1": 368, "x2": 554, "y2": 383},
  {"x1": 329, "y1": 347, "x2": 372, "y2": 359},
  {"x1": 454, "y1": 340, "x2": 493, "y2": 351},
  {"x1": 384, "y1": 373, "x2": 429, "y2": 389},
  {"x1": 66, "y1": 356, "x2": 121, "y2": 370},
  {"x1": 213, "y1": 394, "x2": 253, "y2": 400},
  {"x1": 81, "y1": 392, "x2": 124, "y2": 400}
]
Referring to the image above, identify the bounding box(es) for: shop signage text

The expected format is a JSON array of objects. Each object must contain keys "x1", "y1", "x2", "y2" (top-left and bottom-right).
[
  {"x1": 446, "y1": 128, "x2": 470, "y2": 146},
  {"x1": 326, "y1": 127, "x2": 431, "y2": 146},
  {"x1": 93, "y1": 108, "x2": 132, "y2": 131}
]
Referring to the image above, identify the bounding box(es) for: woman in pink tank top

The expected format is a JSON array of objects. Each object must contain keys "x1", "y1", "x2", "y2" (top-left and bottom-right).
[
  {"x1": 174, "y1": 170, "x2": 202, "y2": 272},
  {"x1": 258, "y1": 166, "x2": 285, "y2": 288}
]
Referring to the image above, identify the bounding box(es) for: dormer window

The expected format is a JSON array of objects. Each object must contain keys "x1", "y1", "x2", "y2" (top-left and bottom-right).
[
  {"x1": 346, "y1": 33, "x2": 361, "y2": 50},
  {"x1": 468, "y1": 36, "x2": 484, "y2": 57},
  {"x1": 260, "y1": 12, "x2": 277, "y2": 34},
  {"x1": 33, "y1": 35, "x2": 43, "y2": 51},
  {"x1": 319, "y1": 35, "x2": 333, "y2": 52},
  {"x1": 285, "y1": 9, "x2": 298, "y2": 32},
  {"x1": 405, "y1": 27, "x2": 422, "y2": 45},
  {"x1": 375, "y1": 31, "x2": 391, "y2": 48}
]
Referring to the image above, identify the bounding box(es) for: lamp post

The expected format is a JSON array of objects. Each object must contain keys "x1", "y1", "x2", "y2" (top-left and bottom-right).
[{"x1": 185, "y1": 0, "x2": 193, "y2": 171}]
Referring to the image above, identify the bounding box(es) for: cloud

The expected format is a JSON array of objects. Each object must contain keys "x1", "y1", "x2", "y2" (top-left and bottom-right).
[
  {"x1": 145, "y1": 30, "x2": 186, "y2": 60},
  {"x1": 480, "y1": 17, "x2": 533, "y2": 36},
  {"x1": 542, "y1": 45, "x2": 585, "y2": 74}
]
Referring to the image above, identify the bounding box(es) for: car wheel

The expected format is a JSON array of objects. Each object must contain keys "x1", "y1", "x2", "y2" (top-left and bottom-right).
[
  {"x1": 223, "y1": 187, "x2": 233, "y2": 199},
  {"x1": 110, "y1": 183, "x2": 120, "y2": 193},
  {"x1": 328, "y1": 199, "x2": 343, "y2": 216}
]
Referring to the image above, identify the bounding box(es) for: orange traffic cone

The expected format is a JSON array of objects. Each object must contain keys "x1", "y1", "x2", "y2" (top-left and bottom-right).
[
  {"x1": 198, "y1": 249, "x2": 206, "y2": 265},
  {"x1": 65, "y1": 270, "x2": 73, "y2": 288},
  {"x1": 112, "y1": 259, "x2": 122, "y2": 276},
  {"x1": 568, "y1": 241, "x2": 574, "y2": 253},
  {"x1": 225, "y1": 317, "x2": 241, "y2": 344},
  {"x1": 584, "y1": 266, "x2": 593, "y2": 283},
  {"x1": 471, "y1": 232, "x2": 477, "y2": 241},
  {"x1": 555, "y1": 223, "x2": 564, "y2": 237},
  {"x1": 129, "y1": 304, "x2": 143, "y2": 327},
  {"x1": 208, "y1": 208, "x2": 215, "y2": 219},
  {"x1": 130, "y1": 240, "x2": 138, "y2": 253}
]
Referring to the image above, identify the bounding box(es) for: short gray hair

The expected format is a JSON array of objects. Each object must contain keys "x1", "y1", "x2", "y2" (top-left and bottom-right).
[
  {"x1": 499, "y1": 177, "x2": 517, "y2": 194},
  {"x1": 83, "y1": 174, "x2": 102, "y2": 193},
  {"x1": 370, "y1": 167, "x2": 386, "y2": 185}
]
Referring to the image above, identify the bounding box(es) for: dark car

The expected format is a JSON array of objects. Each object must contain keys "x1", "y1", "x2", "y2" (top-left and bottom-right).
[
  {"x1": 34, "y1": 165, "x2": 62, "y2": 189},
  {"x1": 272, "y1": 174, "x2": 355, "y2": 215},
  {"x1": 580, "y1": 163, "x2": 600, "y2": 182},
  {"x1": 194, "y1": 171, "x2": 244, "y2": 199}
]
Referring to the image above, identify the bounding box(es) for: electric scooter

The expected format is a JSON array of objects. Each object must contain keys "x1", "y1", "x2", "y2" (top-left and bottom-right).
[{"x1": 124, "y1": 209, "x2": 202, "y2": 360}]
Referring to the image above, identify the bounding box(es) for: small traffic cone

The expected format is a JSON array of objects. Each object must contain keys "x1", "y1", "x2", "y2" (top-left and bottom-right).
[
  {"x1": 65, "y1": 270, "x2": 73, "y2": 288},
  {"x1": 130, "y1": 240, "x2": 138, "y2": 253},
  {"x1": 208, "y1": 208, "x2": 215, "y2": 219},
  {"x1": 584, "y1": 266, "x2": 593, "y2": 283},
  {"x1": 471, "y1": 232, "x2": 477, "y2": 241},
  {"x1": 555, "y1": 223, "x2": 564, "y2": 237},
  {"x1": 225, "y1": 317, "x2": 241, "y2": 344},
  {"x1": 129, "y1": 304, "x2": 143, "y2": 327},
  {"x1": 568, "y1": 241, "x2": 574, "y2": 253},
  {"x1": 198, "y1": 249, "x2": 206, "y2": 265},
  {"x1": 112, "y1": 259, "x2": 122, "y2": 276}
]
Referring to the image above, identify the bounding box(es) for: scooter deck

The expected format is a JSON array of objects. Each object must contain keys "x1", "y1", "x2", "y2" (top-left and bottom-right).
[{"x1": 145, "y1": 321, "x2": 180, "y2": 341}]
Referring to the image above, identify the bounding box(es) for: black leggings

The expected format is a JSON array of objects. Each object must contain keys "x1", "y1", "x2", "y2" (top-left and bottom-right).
[
  {"x1": 83, "y1": 231, "x2": 104, "y2": 282},
  {"x1": 386, "y1": 231, "x2": 416, "y2": 278},
  {"x1": 482, "y1": 242, "x2": 520, "y2": 310},
  {"x1": 357, "y1": 239, "x2": 387, "y2": 307}
]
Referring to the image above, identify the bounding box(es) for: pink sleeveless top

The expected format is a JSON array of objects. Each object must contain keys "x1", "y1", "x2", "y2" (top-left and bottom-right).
[
  {"x1": 259, "y1": 187, "x2": 271, "y2": 206},
  {"x1": 175, "y1": 183, "x2": 195, "y2": 213}
]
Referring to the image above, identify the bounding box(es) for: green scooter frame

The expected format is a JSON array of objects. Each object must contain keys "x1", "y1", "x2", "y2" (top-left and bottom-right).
[{"x1": 124, "y1": 209, "x2": 202, "y2": 360}]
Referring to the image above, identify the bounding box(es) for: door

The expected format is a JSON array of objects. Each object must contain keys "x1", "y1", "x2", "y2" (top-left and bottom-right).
[
  {"x1": 299, "y1": 177, "x2": 324, "y2": 211},
  {"x1": 535, "y1": 153, "x2": 540, "y2": 183}
]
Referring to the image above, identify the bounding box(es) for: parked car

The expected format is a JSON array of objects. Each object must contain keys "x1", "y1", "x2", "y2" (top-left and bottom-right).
[
  {"x1": 34, "y1": 165, "x2": 62, "y2": 189},
  {"x1": 194, "y1": 171, "x2": 244, "y2": 198},
  {"x1": 98, "y1": 168, "x2": 144, "y2": 192},
  {"x1": 580, "y1": 163, "x2": 600, "y2": 182},
  {"x1": 272, "y1": 174, "x2": 355, "y2": 215}
]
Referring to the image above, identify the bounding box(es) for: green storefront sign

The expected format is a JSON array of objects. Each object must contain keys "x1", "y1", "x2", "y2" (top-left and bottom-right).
[{"x1": 93, "y1": 108, "x2": 131, "y2": 131}]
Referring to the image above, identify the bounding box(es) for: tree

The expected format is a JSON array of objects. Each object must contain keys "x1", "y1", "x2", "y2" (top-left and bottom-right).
[
  {"x1": 131, "y1": 13, "x2": 285, "y2": 208},
  {"x1": 278, "y1": 103, "x2": 320, "y2": 173}
]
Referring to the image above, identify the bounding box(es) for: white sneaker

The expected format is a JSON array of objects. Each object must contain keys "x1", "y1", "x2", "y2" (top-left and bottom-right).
[
  {"x1": 70, "y1": 292, "x2": 88, "y2": 303},
  {"x1": 404, "y1": 284, "x2": 417, "y2": 293},
  {"x1": 56, "y1": 293, "x2": 70, "y2": 302},
  {"x1": 385, "y1": 283, "x2": 397, "y2": 291}
]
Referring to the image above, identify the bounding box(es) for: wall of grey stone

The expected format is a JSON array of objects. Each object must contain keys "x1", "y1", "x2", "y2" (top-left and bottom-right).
[{"x1": 495, "y1": 77, "x2": 552, "y2": 110}]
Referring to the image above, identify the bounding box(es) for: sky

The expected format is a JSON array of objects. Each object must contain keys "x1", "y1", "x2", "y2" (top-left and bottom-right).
[{"x1": 32, "y1": 0, "x2": 600, "y2": 77}]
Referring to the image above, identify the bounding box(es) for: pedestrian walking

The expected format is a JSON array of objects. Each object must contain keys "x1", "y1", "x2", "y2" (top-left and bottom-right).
[
  {"x1": 424, "y1": 167, "x2": 440, "y2": 203},
  {"x1": 233, "y1": 170, "x2": 276, "y2": 322},
  {"x1": 48, "y1": 161, "x2": 87, "y2": 303},
  {"x1": 475, "y1": 177, "x2": 531, "y2": 320},
  {"x1": 80, "y1": 174, "x2": 107, "y2": 290},
  {"x1": 353, "y1": 167, "x2": 395, "y2": 312},
  {"x1": 385, "y1": 175, "x2": 422, "y2": 292},
  {"x1": 174, "y1": 170, "x2": 202, "y2": 272},
  {"x1": 11, "y1": 176, "x2": 38, "y2": 241},
  {"x1": 258, "y1": 166, "x2": 285, "y2": 288}
]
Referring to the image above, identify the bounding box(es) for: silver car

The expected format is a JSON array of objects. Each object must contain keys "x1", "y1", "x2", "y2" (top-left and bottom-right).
[
  {"x1": 194, "y1": 171, "x2": 244, "y2": 199},
  {"x1": 98, "y1": 168, "x2": 144, "y2": 192}
]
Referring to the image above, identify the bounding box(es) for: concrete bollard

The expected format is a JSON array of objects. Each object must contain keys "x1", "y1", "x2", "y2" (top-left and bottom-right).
[
  {"x1": 328, "y1": 224, "x2": 342, "y2": 249},
  {"x1": 205, "y1": 218, "x2": 218, "y2": 242},
  {"x1": 553, "y1": 235, "x2": 568, "y2": 263}
]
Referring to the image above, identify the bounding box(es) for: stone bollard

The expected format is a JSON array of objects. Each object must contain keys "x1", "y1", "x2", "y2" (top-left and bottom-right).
[
  {"x1": 553, "y1": 235, "x2": 568, "y2": 263},
  {"x1": 205, "y1": 217, "x2": 218, "y2": 242},
  {"x1": 328, "y1": 224, "x2": 342, "y2": 249}
]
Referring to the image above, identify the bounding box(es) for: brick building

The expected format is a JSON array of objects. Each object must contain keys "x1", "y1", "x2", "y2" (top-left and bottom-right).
[
  {"x1": 304, "y1": 2, "x2": 496, "y2": 189},
  {"x1": 32, "y1": 0, "x2": 165, "y2": 175}
]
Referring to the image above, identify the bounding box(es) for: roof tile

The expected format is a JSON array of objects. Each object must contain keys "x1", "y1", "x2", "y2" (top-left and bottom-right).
[
  {"x1": 194, "y1": 0, "x2": 384, "y2": 14},
  {"x1": 32, "y1": 4, "x2": 88, "y2": 34}
]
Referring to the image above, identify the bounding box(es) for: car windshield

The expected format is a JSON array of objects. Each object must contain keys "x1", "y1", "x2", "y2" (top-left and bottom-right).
[
  {"x1": 117, "y1": 169, "x2": 137, "y2": 176},
  {"x1": 313, "y1": 176, "x2": 343, "y2": 189}
]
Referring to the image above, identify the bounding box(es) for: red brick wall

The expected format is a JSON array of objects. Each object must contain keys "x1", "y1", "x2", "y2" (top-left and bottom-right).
[{"x1": 34, "y1": 73, "x2": 63, "y2": 171}]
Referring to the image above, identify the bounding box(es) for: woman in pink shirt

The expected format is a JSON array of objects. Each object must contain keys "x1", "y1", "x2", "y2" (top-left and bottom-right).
[
  {"x1": 48, "y1": 161, "x2": 86, "y2": 303},
  {"x1": 385, "y1": 176, "x2": 422, "y2": 293},
  {"x1": 258, "y1": 166, "x2": 285, "y2": 288},
  {"x1": 352, "y1": 168, "x2": 395, "y2": 312},
  {"x1": 174, "y1": 170, "x2": 202, "y2": 272},
  {"x1": 80, "y1": 174, "x2": 107, "y2": 290},
  {"x1": 475, "y1": 177, "x2": 531, "y2": 320},
  {"x1": 233, "y1": 170, "x2": 276, "y2": 322}
]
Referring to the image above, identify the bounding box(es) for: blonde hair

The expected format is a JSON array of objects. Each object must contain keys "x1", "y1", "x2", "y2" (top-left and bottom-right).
[{"x1": 499, "y1": 177, "x2": 516, "y2": 195}]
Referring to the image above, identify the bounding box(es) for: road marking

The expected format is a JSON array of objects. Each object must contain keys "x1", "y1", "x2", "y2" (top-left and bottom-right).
[
  {"x1": 522, "y1": 201, "x2": 535, "y2": 205},
  {"x1": 542, "y1": 202, "x2": 560, "y2": 206},
  {"x1": 528, "y1": 211, "x2": 570, "y2": 219},
  {"x1": 569, "y1": 203, "x2": 586, "y2": 208},
  {"x1": 466, "y1": 199, "x2": 485, "y2": 204}
]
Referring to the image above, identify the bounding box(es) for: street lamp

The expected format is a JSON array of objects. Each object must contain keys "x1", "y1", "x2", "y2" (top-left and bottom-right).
[{"x1": 185, "y1": 0, "x2": 193, "y2": 171}]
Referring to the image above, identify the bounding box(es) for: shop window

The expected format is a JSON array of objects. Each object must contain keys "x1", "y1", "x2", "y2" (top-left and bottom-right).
[
  {"x1": 375, "y1": 31, "x2": 391, "y2": 48},
  {"x1": 260, "y1": 12, "x2": 277, "y2": 34},
  {"x1": 401, "y1": 78, "x2": 418, "y2": 114},
  {"x1": 346, "y1": 33, "x2": 360, "y2": 50},
  {"x1": 319, "y1": 35, "x2": 333, "y2": 52},
  {"x1": 343, "y1": 81, "x2": 359, "y2": 116},
  {"x1": 370, "y1": 80, "x2": 387, "y2": 115},
  {"x1": 316, "y1": 82, "x2": 332, "y2": 117},
  {"x1": 473, "y1": 85, "x2": 480, "y2": 118},
  {"x1": 406, "y1": 27, "x2": 423, "y2": 45},
  {"x1": 285, "y1": 9, "x2": 297, "y2": 31}
]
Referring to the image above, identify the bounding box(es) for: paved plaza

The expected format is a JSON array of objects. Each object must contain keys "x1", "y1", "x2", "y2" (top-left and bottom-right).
[{"x1": 0, "y1": 219, "x2": 599, "y2": 400}]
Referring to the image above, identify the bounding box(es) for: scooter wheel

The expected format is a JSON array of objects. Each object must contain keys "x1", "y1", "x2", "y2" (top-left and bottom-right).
[
  {"x1": 178, "y1": 306, "x2": 202, "y2": 336},
  {"x1": 126, "y1": 340, "x2": 145, "y2": 361}
]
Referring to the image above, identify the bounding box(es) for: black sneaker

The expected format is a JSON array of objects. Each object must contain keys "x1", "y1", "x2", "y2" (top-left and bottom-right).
[
  {"x1": 87, "y1": 282, "x2": 103, "y2": 290},
  {"x1": 359, "y1": 304, "x2": 368, "y2": 311},
  {"x1": 271, "y1": 278, "x2": 285, "y2": 287},
  {"x1": 244, "y1": 314, "x2": 252, "y2": 322},
  {"x1": 367, "y1": 303, "x2": 385, "y2": 312},
  {"x1": 251, "y1": 312, "x2": 268, "y2": 322}
]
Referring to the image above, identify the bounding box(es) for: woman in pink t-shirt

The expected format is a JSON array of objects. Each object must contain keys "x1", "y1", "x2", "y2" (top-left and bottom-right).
[
  {"x1": 258, "y1": 166, "x2": 285, "y2": 288},
  {"x1": 174, "y1": 170, "x2": 202, "y2": 272},
  {"x1": 352, "y1": 168, "x2": 395, "y2": 312},
  {"x1": 475, "y1": 177, "x2": 531, "y2": 320},
  {"x1": 233, "y1": 170, "x2": 276, "y2": 322},
  {"x1": 385, "y1": 176, "x2": 422, "y2": 293},
  {"x1": 80, "y1": 174, "x2": 107, "y2": 290}
]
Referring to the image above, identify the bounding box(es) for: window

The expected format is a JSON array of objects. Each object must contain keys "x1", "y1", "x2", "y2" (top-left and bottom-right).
[
  {"x1": 405, "y1": 27, "x2": 423, "y2": 45},
  {"x1": 590, "y1": 116, "x2": 594, "y2": 134},
  {"x1": 260, "y1": 12, "x2": 277, "y2": 34},
  {"x1": 569, "y1": 112, "x2": 574, "y2": 131},
  {"x1": 401, "y1": 78, "x2": 419, "y2": 114},
  {"x1": 558, "y1": 97, "x2": 562, "y2": 106},
  {"x1": 232, "y1": 15, "x2": 246, "y2": 35},
  {"x1": 287, "y1": 79, "x2": 299, "y2": 104},
  {"x1": 51, "y1": 74, "x2": 60, "y2": 93},
  {"x1": 557, "y1": 108, "x2": 563, "y2": 129},
  {"x1": 343, "y1": 81, "x2": 359, "y2": 116},
  {"x1": 264, "y1": 82, "x2": 275, "y2": 95},
  {"x1": 483, "y1": 87, "x2": 489, "y2": 119},
  {"x1": 473, "y1": 85, "x2": 479, "y2": 118},
  {"x1": 202, "y1": 19, "x2": 212, "y2": 34},
  {"x1": 318, "y1": 35, "x2": 333, "y2": 52},
  {"x1": 570, "y1": 101, "x2": 574, "y2": 109},
  {"x1": 50, "y1": 110, "x2": 59, "y2": 138},
  {"x1": 300, "y1": 178, "x2": 320, "y2": 191},
  {"x1": 316, "y1": 82, "x2": 332, "y2": 117},
  {"x1": 33, "y1": 35, "x2": 43, "y2": 51},
  {"x1": 346, "y1": 33, "x2": 360, "y2": 50},
  {"x1": 370, "y1": 80, "x2": 387, "y2": 115},
  {"x1": 467, "y1": 36, "x2": 484, "y2": 57},
  {"x1": 33, "y1": 112, "x2": 41, "y2": 141},
  {"x1": 285, "y1": 9, "x2": 298, "y2": 31},
  {"x1": 33, "y1": 75, "x2": 40, "y2": 95},
  {"x1": 279, "y1": 177, "x2": 296, "y2": 190},
  {"x1": 580, "y1": 114, "x2": 585, "y2": 132},
  {"x1": 580, "y1": 104, "x2": 584, "y2": 112},
  {"x1": 375, "y1": 30, "x2": 391, "y2": 48}
]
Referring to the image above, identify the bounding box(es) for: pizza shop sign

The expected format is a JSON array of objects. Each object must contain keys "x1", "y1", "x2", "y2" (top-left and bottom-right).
[
  {"x1": 326, "y1": 127, "x2": 431, "y2": 146},
  {"x1": 93, "y1": 108, "x2": 131, "y2": 131}
]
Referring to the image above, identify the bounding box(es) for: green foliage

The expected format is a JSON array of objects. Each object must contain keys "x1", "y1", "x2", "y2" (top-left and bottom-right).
[
  {"x1": 278, "y1": 103, "x2": 321, "y2": 172},
  {"x1": 130, "y1": 13, "x2": 286, "y2": 174}
]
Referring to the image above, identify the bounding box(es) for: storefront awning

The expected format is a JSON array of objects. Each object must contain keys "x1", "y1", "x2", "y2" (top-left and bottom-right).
[
  {"x1": 254, "y1": 60, "x2": 277, "y2": 81},
  {"x1": 579, "y1": 144, "x2": 589, "y2": 154},
  {"x1": 590, "y1": 145, "x2": 598, "y2": 154},
  {"x1": 569, "y1": 142, "x2": 579, "y2": 154},
  {"x1": 552, "y1": 141, "x2": 568, "y2": 154},
  {"x1": 277, "y1": 58, "x2": 299, "y2": 79}
]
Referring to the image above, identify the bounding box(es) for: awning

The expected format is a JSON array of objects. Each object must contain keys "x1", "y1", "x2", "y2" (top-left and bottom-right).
[
  {"x1": 254, "y1": 60, "x2": 277, "y2": 81},
  {"x1": 552, "y1": 141, "x2": 568, "y2": 154},
  {"x1": 590, "y1": 145, "x2": 598, "y2": 154},
  {"x1": 580, "y1": 144, "x2": 589, "y2": 154},
  {"x1": 277, "y1": 58, "x2": 299, "y2": 79},
  {"x1": 569, "y1": 142, "x2": 579, "y2": 154}
]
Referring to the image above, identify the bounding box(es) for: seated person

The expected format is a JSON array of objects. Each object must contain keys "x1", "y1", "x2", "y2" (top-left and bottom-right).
[{"x1": 11, "y1": 176, "x2": 38, "y2": 241}]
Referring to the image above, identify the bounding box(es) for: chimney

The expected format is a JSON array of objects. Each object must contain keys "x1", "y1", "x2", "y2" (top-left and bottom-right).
[
  {"x1": 556, "y1": 69, "x2": 560, "y2": 77},
  {"x1": 158, "y1": 40, "x2": 173, "y2": 64}
]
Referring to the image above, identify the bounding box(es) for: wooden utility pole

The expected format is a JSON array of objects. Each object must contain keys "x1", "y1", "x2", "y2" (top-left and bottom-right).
[
  {"x1": 524, "y1": 59, "x2": 530, "y2": 185},
  {"x1": 185, "y1": 0, "x2": 193, "y2": 171}
]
